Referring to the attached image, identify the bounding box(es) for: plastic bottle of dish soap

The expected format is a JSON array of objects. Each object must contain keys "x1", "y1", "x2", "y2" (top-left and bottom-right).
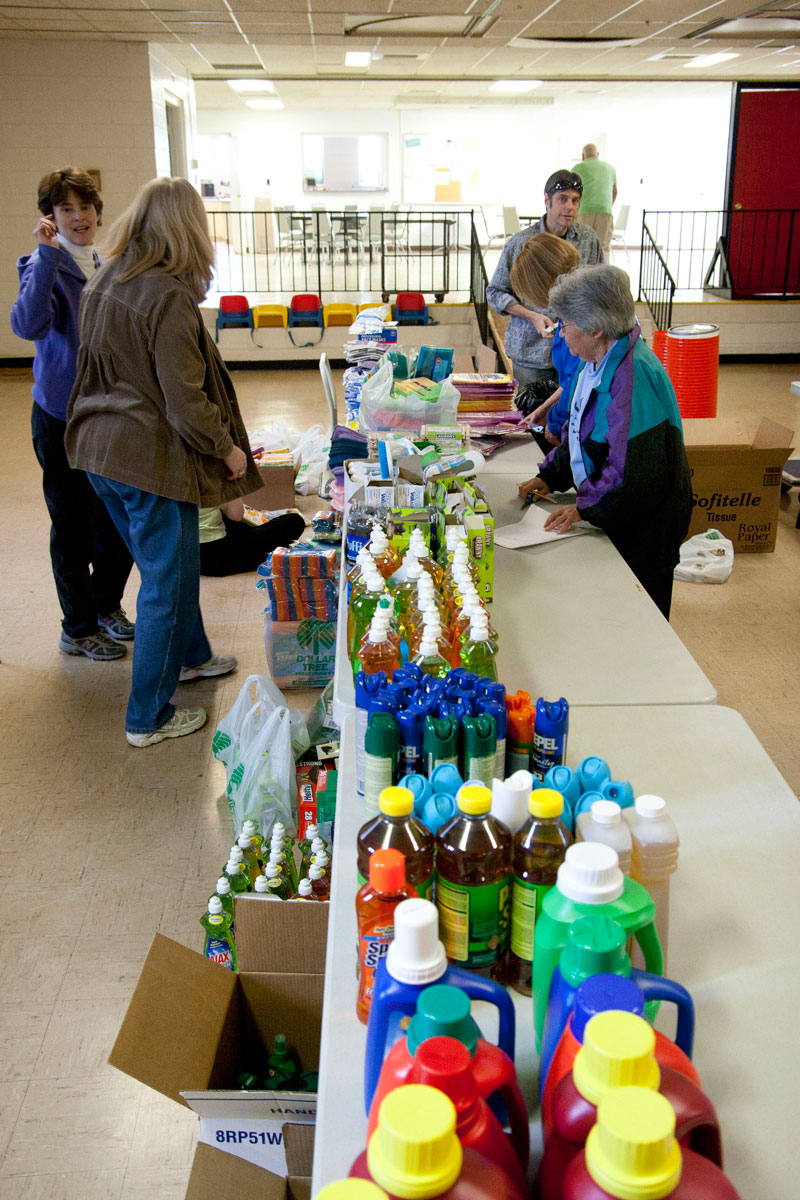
[
  {"x1": 358, "y1": 620, "x2": 401, "y2": 682},
  {"x1": 223, "y1": 852, "x2": 251, "y2": 895},
  {"x1": 290, "y1": 877, "x2": 321, "y2": 901},
  {"x1": 356, "y1": 848, "x2": 418, "y2": 1024},
  {"x1": 435, "y1": 784, "x2": 513, "y2": 981},
  {"x1": 271, "y1": 822, "x2": 299, "y2": 891},
  {"x1": 458, "y1": 618, "x2": 498, "y2": 683},
  {"x1": 508, "y1": 788, "x2": 573, "y2": 997},
  {"x1": 238, "y1": 832, "x2": 263, "y2": 887},
  {"x1": 413, "y1": 633, "x2": 451, "y2": 679},
  {"x1": 349, "y1": 571, "x2": 387, "y2": 662},
  {"x1": 368, "y1": 525, "x2": 400, "y2": 581},
  {"x1": 307, "y1": 863, "x2": 330, "y2": 900},
  {"x1": 357, "y1": 786, "x2": 435, "y2": 901},
  {"x1": 240, "y1": 818, "x2": 265, "y2": 873},
  {"x1": 213, "y1": 875, "x2": 235, "y2": 924},
  {"x1": 201, "y1": 896, "x2": 237, "y2": 971},
  {"x1": 263, "y1": 861, "x2": 291, "y2": 899}
]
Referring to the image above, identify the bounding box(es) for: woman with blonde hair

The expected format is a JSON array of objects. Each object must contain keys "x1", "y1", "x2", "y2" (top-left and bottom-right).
[
  {"x1": 510, "y1": 232, "x2": 581, "y2": 446},
  {"x1": 65, "y1": 177, "x2": 262, "y2": 746}
]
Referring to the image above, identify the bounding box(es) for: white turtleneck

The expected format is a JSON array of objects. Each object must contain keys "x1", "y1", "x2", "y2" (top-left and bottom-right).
[{"x1": 56, "y1": 233, "x2": 97, "y2": 280}]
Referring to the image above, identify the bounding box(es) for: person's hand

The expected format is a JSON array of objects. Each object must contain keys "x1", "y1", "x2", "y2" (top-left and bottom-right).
[
  {"x1": 223, "y1": 445, "x2": 248, "y2": 480},
  {"x1": 34, "y1": 215, "x2": 58, "y2": 249},
  {"x1": 518, "y1": 476, "x2": 549, "y2": 502},
  {"x1": 523, "y1": 387, "x2": 563, "y2": 428},
  {"x1": 544, "y1": 504, "x2": 581, "y2": 534},
  {"x1": 529, "y1": 311, "x2": 556, "y2": 338}
]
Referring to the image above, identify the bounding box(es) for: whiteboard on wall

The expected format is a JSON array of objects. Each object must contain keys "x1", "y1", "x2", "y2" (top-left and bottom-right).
[{"x1": 403, "y1": 129, "x2": 562, "y2": 207}]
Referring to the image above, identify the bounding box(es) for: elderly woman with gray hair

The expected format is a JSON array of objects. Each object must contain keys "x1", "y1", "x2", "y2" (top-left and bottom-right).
[{"x1": 518, "y1": 264, "x2": 691, "y2": 619}]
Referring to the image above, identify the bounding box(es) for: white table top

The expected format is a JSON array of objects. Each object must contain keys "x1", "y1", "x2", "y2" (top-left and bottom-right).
[
  {"x1": 311, "y1": 706, "x2": 800, "y2": 1198},
  {"x1": 482, "y1": 473, "x2": 717, "y2": 706}
]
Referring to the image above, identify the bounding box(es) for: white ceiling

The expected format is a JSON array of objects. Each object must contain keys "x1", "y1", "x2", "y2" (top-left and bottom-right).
[{"x1": 2, "y1": 0, "x2": 799, "y2": 109}]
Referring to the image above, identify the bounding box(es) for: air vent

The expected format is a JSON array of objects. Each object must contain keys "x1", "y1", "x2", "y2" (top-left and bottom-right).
[
  {"x1": 211, "y1": 63, "x2": 261, "y2": 71},
  {"x1": 509, "y1": 36, "x2": 642, "y2": 49}
]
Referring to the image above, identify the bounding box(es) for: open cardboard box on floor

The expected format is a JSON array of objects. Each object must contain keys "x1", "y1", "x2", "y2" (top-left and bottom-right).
[
  {"x1": 682, "y1": 416, "x2": 794, "y2": 552},
  {"x1": 109, "y1": 896, "x2": 328, "y2": 1198},
  {"x1": 243, "y1": 459, "x2": 296, "y2": 510}
]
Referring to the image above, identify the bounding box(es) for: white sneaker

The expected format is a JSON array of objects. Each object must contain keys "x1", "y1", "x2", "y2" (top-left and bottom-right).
[
  {"x1": 126, "y1": 706, "x2": 207, "y2": 747},
  {"x1": 179, "y1": 654, "x2": 237, "y2": 682}
]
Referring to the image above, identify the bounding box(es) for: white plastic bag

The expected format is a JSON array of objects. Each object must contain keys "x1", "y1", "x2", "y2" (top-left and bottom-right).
[
  {"x1": 212, "y1": 674, "x2": 310, "y2": 836},
  {"x1": 359, "y1": 357, "x2": 460, "y2": 432},
  {"x1": 293, "y1": 423, "x2": 330, "y2": 494},
  {"x1": 674, "y1": 528, "x2": 734, "y2": 584}
]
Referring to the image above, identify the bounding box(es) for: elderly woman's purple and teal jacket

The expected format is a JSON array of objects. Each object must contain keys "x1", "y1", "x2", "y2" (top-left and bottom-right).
[{"x1": 537, "y1": 326, "x2": 692, "y2": 579}]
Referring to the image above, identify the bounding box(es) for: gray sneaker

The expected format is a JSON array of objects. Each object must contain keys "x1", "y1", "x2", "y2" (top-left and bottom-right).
[
  {"x1": 179, "y1": 654, "x2": 237, "y2": 682},
  {"x1": 126, "y1": 706, "x2": 207, "y2": 748},
  {"x1": 58, "y1": 630, "x2": 126, "y2": 660},
  {"x1": 98, "y1": 608, "x2": 135, "y2": 641}
]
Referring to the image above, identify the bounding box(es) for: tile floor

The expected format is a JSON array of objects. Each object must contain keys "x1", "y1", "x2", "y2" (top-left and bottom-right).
[{"x1": 0, "y1": 358, "x2": 797, "y2": 1197}]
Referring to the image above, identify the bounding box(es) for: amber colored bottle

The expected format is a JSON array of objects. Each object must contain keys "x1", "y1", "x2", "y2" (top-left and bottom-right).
[{"x1": 356, "y1": 849, "x2": 417, "y2": 1024}]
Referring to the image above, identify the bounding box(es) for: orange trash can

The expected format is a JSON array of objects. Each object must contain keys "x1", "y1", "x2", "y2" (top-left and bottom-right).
[{"x1": 665, "y1": 323, "x2": 719, "y2": 418}]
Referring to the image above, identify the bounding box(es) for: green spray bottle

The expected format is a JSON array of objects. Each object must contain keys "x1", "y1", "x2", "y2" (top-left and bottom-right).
[
  {"x1": 266, "y1": 1034, "x2": 298, "y2": 1089},
  {"x1": 461, "y1": 714, "x2": 497, "y2": 786},
  {"x1": 201, "y1": 896, "x2": 238, "y2": 971},
  {"x1": 364, "y1": 712, "x2": 399, "y2": 818},
  {"x1": 423, "y1": 715, "x2": 459, "y2": 775}
]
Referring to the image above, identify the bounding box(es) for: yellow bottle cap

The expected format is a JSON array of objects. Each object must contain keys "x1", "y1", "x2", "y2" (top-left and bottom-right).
[
  {"x1": 528, "y1": 788, "x2": 564, "y2": 818},
  {"x1": 379, "y1": 786, "x2": 414, "y2": 817},
  {"x1": 457, "y1": 784, "x2": 492, "y2": 815},
  {"x1": 585, "y1": 1087, "x2": 682, "y2": 1200},
  {"x1": 314, "y1": 1183, "x2": 389, "y2": 1200},
  {"x1": 573, "y1": 1011, "x2": 660, "y2": 1106},
  {"x1": 366, "y1": 1084, "x2": 463, "y2": 1199}
]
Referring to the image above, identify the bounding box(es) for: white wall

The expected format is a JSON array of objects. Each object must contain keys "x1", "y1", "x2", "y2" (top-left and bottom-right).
[
  {"x1": 149, "y1": 45, "x2": 198, "y2": 185},
  {"x1": 1, "y1": 40, "x2": 158, "y2": 360}
]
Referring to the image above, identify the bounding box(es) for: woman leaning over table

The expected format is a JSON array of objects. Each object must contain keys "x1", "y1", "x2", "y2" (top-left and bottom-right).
[
  {"x1": 518, "y1": 264, "x2": 692, "y2": 620},
  {"x1": 65, "y1": 177, "x2": 263, "y2": 747}
]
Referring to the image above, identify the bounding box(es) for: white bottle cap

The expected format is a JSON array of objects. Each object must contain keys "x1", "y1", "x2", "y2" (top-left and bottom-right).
[
  {"x1": 419, "y1": 635, "x2": 441, "y2": 656},
  {"x1": 315, "y1": 851, "x2": 330, "y2": 869},
  {"x1": 216, "y1": 876, "x2": 232, "y2": 895},
  {"x1": 229, "y1": 845, "x2": 244, "y2": 863},
  {"x1": 386, "y1": 898, "x2": 448, "y2": 985},
  {"x1": 491, "y1": 771, "x2": 533, "y2": 832},
  {"x1": 309, "y1": 865, "x2": 324, "y2": 880},
  {"x1": 468, "y1": 621, "x2": 489, "y2": 642},
  {"x1": 265, "y1": 863, "x2": 282, "y2": 879},
  {"x1": 406, "y1": 559, "x2": 423, "y2": 580},
  {"x1": 254, "y1": 875, "x2": 270, "y2": 893},
  {"x1": 366, "y1": 573, "x2": 385, "y2": 594},
  {"x1": 237, "y1": 834, "x2": 252, "y2": 851},
  {"x1": 635, "y1": 794, "x2": 668, "y2": 820},
  {"x1": 208, "y1": 895, "x2": 223, "y2": 914},
  {"x1": 368, "y1": 624, "x2": 389, "y2": 644},
  {"x1": 590, "y1": 800, "x2": 622, "y2": 826},
  {"x1": 224, "y1": 860, "x2": 242, "y2": 875},
  {"x1": 311, "y1": 837, "x2": 325, "y2": 852},
  {"x1": 273, "y1": 822, "x2": 285, "y2": 836},
  {"x1": 297, "y1": 878, "x2": 314, "y2": 898},
  {"x1": 306, "y1": 824, "x2": 318, "y2": 840},
  {"x1": 242, "y1": 819, "x2": 258, "y2": 836},
  {"x1": 557, "y1": 842, "x2": 624, "y2": 904}
]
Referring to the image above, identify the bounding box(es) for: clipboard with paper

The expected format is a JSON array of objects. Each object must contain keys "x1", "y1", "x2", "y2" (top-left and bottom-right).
[{"x1": 494, "y1": 500, "x2": 598, "y2": 549}]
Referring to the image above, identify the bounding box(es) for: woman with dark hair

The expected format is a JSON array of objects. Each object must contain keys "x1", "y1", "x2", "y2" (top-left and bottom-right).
[
  {"x1": 518, "y1": 264, "x2": 692, "y2": 619},
  {"x1": 65, "y1": 177, "x2": 263, "y2": 747},
  {"x1": 11, "y1": 167, "x2": 134, "y2": 659}
]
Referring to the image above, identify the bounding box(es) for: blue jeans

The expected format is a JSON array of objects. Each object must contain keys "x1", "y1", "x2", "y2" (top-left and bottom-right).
[{"x1": 88, "y1": 476, "x2": 212, "y2": 734}]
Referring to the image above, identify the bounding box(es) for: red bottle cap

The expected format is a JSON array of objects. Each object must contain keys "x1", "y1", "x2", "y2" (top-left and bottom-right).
[
  {"x1": 410, "y1": 1036, "x2": 474, "y2": 1111},
  {"x1": 369, "y1": 848, "x2": 407, "y2": 893}
]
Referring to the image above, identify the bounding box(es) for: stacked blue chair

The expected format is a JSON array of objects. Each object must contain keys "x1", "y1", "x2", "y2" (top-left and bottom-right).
[
  {"x1": 392, "y1": 291, "x2": 437, "y2": 326},
  {"x1": 288, "y1": 293, "x2": 324, "y2": 328},
  {"x1": 215, "y1": 295, "x2": 253, "y2": 341}
]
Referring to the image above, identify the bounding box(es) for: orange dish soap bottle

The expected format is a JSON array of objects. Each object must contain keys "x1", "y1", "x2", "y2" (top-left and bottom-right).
[{"x1": 356, "y1": 848, "x2": 418, "y2": 1024}]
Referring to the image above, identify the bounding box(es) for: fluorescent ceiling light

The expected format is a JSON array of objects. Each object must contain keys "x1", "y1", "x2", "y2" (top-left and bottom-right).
[
  {"x1": 246, "y1": 98, "x2": 284, "y2": 110},
  {"x1": 489, "y1": 79, "x2": 542, "y2": 93},
  {"x1": 345, "y1": 52, "x2": 371, "y2": 67},
  {"x1": 684, "y1": 52, "x2": 739, "y2": 67},
  {"x1": 228, "y1": 79, "x2": 275, "y2": 93}
]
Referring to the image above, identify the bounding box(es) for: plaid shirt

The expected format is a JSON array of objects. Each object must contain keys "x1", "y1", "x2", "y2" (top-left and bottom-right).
[{"x1": 486, "y1": 216, "x2": 604, "y2": 370}]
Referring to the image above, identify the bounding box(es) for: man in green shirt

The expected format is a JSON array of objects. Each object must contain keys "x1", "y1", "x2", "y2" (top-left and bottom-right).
[{"x1": 572, "y1": 144, "x2": 617, "y2": 260}]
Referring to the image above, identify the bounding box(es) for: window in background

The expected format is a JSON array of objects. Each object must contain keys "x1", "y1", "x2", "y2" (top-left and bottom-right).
[{"x1": 302, "y1": 133, "x2": 388, "y2": 191}]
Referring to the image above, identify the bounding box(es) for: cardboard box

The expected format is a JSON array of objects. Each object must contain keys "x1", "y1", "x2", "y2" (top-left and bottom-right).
[
  {"x1": 244, "y1": 460, "x2": 296, "y2": 511},
  {"x1": 683, "y1": 416, "x2": 794, "y2": 552},
  {"x1": 109, "y1": 897, "x2": 328, "y2": 1195}
]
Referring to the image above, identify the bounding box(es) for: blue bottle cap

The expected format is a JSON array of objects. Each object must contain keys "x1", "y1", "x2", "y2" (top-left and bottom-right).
[
  {"x1": 393, "y1": 665, "x2": 423, "y2": 690},
  {"x1": 571, "y1": 974, "x2": 644, "y2": 1044},
  {"x1": 421, "y1": 791, "x2": 458, "y2": 834},
  {"x1": 429, "y1": 762, "x2": 463, "y2": 797},
  {"x1": 422, "y1": 676, "x2": 447, "y2": 702},
  {"x1": 577, "y1": 755, "x2": 611, "y2": 793},
  {"x1": 355, "y1": 670, "x2": 386, "y2": 708},
  {"x1": 600, "y1": 778, "x2": 635, "y2": 809},
  {"x1": 476, "y1": 697, "x2": 507, "y2": 738},
  {"x1": 398, "y1": 773, "x2": 433, "y2": 815},
  {"x1": 368, "y1": 691, "x2": 401, "y2": 717},
  {"x1": 437, "y1": 698, "x2": 469, "y2": 723},
  {"x1": 544, "y1": 764, "x2": 581, "y2": 808},
  {"x1": 535, "y1": 696, "x2": 569, "y2": 727},
  {"x1": 477, "y1": 680, "x2": 506, "y2": 704},
  {"x1": 573, "y1": 789, "x2": 607, "y2": 817}
]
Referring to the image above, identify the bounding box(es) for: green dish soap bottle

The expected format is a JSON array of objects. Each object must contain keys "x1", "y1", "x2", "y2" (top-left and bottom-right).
[
  {"x1": 201, "y1": 896, "x2": 237, "y2": 971},
  {"x1": 412, "y1": 632, "x2": 450, "y2": 679},
  {"x1": 459, "y1": 616, "x2": 498, "y2": 682}
]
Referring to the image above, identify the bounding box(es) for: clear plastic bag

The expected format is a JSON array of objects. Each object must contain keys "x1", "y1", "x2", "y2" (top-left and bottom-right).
[
  {"x1": 212, "y1": 674, "x2": 310, "y2": 837},
  {"x1": 674, "y1": 528, "x2": 734, "y2": 584},
  {"x1": 359, "y1": 357, "x2": 461, "y2": 432}
]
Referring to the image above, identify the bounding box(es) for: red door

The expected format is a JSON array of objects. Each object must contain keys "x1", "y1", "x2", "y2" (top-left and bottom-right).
[{"x1": 726, "y1": 86, "x2": 800, "y2": 297}]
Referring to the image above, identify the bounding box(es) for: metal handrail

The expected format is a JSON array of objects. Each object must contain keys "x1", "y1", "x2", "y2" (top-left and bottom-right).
[{"x1": 638, "y1": 221, "x2": 677, "y2": 332}]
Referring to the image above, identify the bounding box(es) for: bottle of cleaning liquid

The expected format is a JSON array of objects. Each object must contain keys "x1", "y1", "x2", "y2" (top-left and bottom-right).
[
  {"x1": 213, "y1": 875, "x2": 235, "y2": 924},
  {"x1": 508, "y1": 788, "x2": 573, "y2": 997},
  {"x1": 577, "y1": 801, "x2": 633, "y2": 875},
  {"x1": 290, "y1": 877, "x2": 318, "y2": 901},
  {"x1": 364, "y1": 712, "x2": 399, "y2": 819},
  {"x1": 266, "y1": 1033, "x2": 299, "y2": 1089},
  {"x1": 307, "y1": 862, "x2": 330, "y2": 900},
  {"x1": 448, "y1": 595, "x2": 483, "y2": 666},
  {"x1": 350, "y1": 1084, "x2": 526, "y2": 1200},
  {"x1": 368, "y1": 525, "x2": 400, "y2": 580},
  {"x1": 357, "y1": 786, "x2": 435, "y2": 901},
  {"x1": 201, "y1": 896, "x2": 237, "y2": 971},
  {"x1": 311, "y1": 841, "x2": 331, "y2": 881},
  {"x1": 435, "y1": 784, "x2": 512, "y2": 981},
  {"x1": 271, "y1": 822, "x2": 299, "y2": 891},
  {"x1": 368, "y1": 984, "x2": 529, "y2": 1179},
  {"x1": 541, "y1": 970, "x2": 699, "y2": 1140},
  {"x1": 261, "y1": 861, "x2": 291, "y2": 900},
  {"x1": 531, "y1": 697, "x2": 569, "y2": 781},
  {"x1": 505, "y1": 691, "x2": 535, "y2": 774},
  {"x1": 532, "y1": 842, "x2": 664, "y2": 1051},
  {"x1": 357, "y1": 621, "x2": 401, "y2": 682},
  {"x1": 423, "y1": 716, "x2": 459, "y2": 779},
  {"x1": 413, "y1": 632, "x2": 451, "y2": 679},
  {"x1": 237, "y1": 832, "x2": 263, "y2": 887},
  {"x1": 254, "y1": 873, "x2": 278, "y2": 899},
  {"x1": 349, "y1": 571, "x2": 387, "y2": 662},
  {"x1": 538, "y1": 1013, "x2": 723, "y2": 1200},
  {"x1": 460, "y1": 714, "x2": 497, "y2": 787},
  {"x1": 298, "y1": 821, "x2": 324, "y2": 865},
  {"x1": 409, "y1": 531, "x2": 444, "y2": 586},
  {"x1": 386, "y1": 1036, "x2": 528, "y2": 1194},
  {"x1": 391, "y1": 557, "x2": 424, "y2": 635},
  {"x1": 241, "y1": 819, "x2": 265, "y2": 873},
  {"x1": 562, "y1": 1087, "x2": 741, "y2": 1200},
  {"x1": 625, "y1": 795, "x2": 679, "y2": 972},
  {"x1": 363, "y1": 898, "x2": 516, "y2": 1113},
  {"x1": 223, "y1": 854, "x2": 251, "y2": 895},
  {"x1": 356, "y1": 849, "x2": 418, "y2": 1024},
  {"x1": 458, "y1": 619, "x2": 498, "y2": 683}
]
